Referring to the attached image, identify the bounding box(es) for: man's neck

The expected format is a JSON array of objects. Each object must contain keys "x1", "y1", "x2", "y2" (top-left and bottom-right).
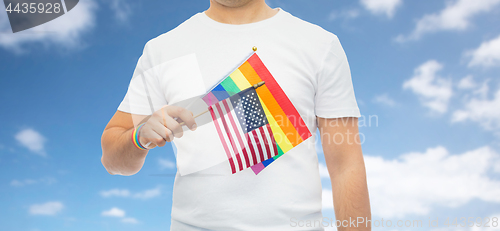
[{"x1": 205, "y1": 0, "x2": 278, "y2": 25}]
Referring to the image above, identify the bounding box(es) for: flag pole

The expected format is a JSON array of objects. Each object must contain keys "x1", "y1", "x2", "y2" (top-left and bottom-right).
[{"x1": 179, "y1": 81, "x2": 265, "y2": 126}]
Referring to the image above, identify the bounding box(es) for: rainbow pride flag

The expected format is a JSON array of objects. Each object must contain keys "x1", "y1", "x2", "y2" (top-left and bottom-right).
[{"x1": 203, "y1": 53, "x2": 312, "y2": 174}]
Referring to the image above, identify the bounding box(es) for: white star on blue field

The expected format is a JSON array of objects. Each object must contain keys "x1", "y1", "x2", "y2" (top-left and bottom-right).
[{"x1": 1, "y1": 0, "x2": 499, "y2": 230}]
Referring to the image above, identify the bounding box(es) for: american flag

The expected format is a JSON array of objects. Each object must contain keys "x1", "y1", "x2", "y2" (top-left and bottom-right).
[{"x1": 209, "y1": 87, "x2": 278, "y2": 174}]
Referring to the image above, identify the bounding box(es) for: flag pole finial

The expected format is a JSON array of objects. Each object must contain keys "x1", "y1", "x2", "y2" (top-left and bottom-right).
[
  {"x1": 253, "y1": 81, "x2": 265, "y2": 89},
  {"x1": 252, "y1": 46, "x2": 257, "y2": 52}
]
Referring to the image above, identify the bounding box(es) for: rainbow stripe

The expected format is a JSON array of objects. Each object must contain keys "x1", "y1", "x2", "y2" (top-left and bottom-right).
[
  {"x1": 203, "y1": 53, "x2": 312, "y2": 174},
  {"x1": 132, "y1": 123, "x2": 147, "y2": 150}
]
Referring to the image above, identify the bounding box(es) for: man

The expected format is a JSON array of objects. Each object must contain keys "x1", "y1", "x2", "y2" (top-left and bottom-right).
[{"x1": 101, "y1": 0, "x2": 371, "y2": 230}]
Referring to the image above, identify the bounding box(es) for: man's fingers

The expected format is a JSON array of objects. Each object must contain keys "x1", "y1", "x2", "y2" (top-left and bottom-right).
[
  {"x1": 165, "y1": 106, "x2": 197, "y2": 131},
  {"x1": 150, "y1": 120, "x2": 174, "y2": 141},
  {"x1": 139, "y1": 127, "x2": 166, "y2": 148},
  {"x1": 153, "y1": 134, "x2": 167, "y2": 147},
  {"x1": 162, "y1": 115, "x2": 183, "y2": 138}
]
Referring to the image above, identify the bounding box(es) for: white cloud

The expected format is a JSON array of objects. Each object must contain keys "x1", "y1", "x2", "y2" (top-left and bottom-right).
[
  {"x1": 322, "y1": 189, "x2": 334, "y2": 211},
  {"x1": 315, "y1": 132, "x2": 324, "y2": 155},
  {"x1": 11, "y1": 177, "x2": 56, "y2": 187},
  {"x1": 101, "y1": 207, "x2": 125, "y2": 217},
  {"x1": 373, "y1": 93, "x2": 397, "y2": 106},
  {"x1": 158, "y1": 158, "x2": 176, "y2": 169},
  {"x1": 133, "y1": 187, "x2": 161, "y2": 200},
  {"x1": 15, "y1": 128, "x2": 47, "y2": 156},
  {"x1": 109, "y1": 0, "x2": 132, "y2": 23},
  {"x1": 328, "y1": 9, "x2": 360, "y2": 21},
  {"x1": 121, "y1": 217, "x2": 139, "y2": 224},
  {"x1": 403, "y1": 60, "x2": 453, "y2": 114},
  {"x1": 452, "y1": 88, "x2": 500, "y2": 131},
  {"x1": 101, "y1": 207, "x2": 139, "y2": 224},
  {"x1": 360, "y1": 0, "x2": 402, "y2": 18},
  {"x1": 457, "y1": 75, "x2": 477, "y2": 90},
  {"x1": 396, "y1": 0, "x2": 500, "y2": 42},
  {"x1": 365, "y1": 146, "x2": 500, "y2": 218},
  {"x1": 466, "y1": 34, "x2": 500, "y2": 68},
  {"x1": 100, "y1": 187, "x2": 161, "y2": 199},
  {"x1": 459, "y1": 77, "x2": 490, "y2": 98},
  {"x1": 100, "y1": 189, "x2": 130, "y2": 198},
  {"x1": 11, "y1": 179, "x2": 36, "y2": 187},
  {"x1": 29, "y1": 201, "x2": 64, "y2": 216},
  {"x1": 0, "y1": 0, "x2": 97, "y2": 53},
  {"x1": 318, "y1": 163, "x2": 330, "y2": 178}
]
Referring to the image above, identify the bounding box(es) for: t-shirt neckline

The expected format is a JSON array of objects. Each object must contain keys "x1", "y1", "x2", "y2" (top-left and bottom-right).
[{"x1": 198, "y1": 8, "x2": 284, "y2": 31}]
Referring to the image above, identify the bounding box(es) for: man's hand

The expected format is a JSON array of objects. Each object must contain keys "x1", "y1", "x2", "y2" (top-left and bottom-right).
[
  {"x1": 101, "y1": 106, "x2": 196, "y2": 176},
  {"x1": 318, "y1": 117, "x2": 371, "y2": 231},
  {"x1": 138, "y1": 105, "x2": 197, "y2": 149}
]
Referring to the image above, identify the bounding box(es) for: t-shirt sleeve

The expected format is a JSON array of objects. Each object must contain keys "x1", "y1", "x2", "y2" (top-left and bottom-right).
[
  {"x1": 117, "y1": 42, "x2": 167, "y2": 115},
  {"x1": 315, "y1": 35, "x2": 361, "y2": 118}
]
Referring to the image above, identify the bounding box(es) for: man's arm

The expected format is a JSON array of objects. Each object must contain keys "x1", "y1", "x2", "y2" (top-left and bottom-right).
[
  {"x1": 318, "y1": 117, "x2": 371, "y2": 230},
  {"x1": 101, "y1": 111, "x2": 149, "y2": 176},
  {"x1": 101, "y1": 106, "x2": 196, "y2": 176}
]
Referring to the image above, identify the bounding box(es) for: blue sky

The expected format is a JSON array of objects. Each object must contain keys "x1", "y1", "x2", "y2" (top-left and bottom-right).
[{"x1": 1, "y1": 0, "x2": 500, "y2": 230}]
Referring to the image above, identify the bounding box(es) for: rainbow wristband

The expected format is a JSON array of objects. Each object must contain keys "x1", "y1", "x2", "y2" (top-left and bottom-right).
[{"x1": 132, "y1": 123, "x2": 148, "y2": 150}]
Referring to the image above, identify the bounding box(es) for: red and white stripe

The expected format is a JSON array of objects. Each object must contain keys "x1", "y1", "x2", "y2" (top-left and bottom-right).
[{"x1": 209, "y1": 99, "x2": 278, "y2": 174}]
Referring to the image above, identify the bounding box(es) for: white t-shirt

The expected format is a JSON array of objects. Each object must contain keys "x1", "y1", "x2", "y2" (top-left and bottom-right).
[{"x1": 118, "y1": 8, "x2": 360, "y2": 231}]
